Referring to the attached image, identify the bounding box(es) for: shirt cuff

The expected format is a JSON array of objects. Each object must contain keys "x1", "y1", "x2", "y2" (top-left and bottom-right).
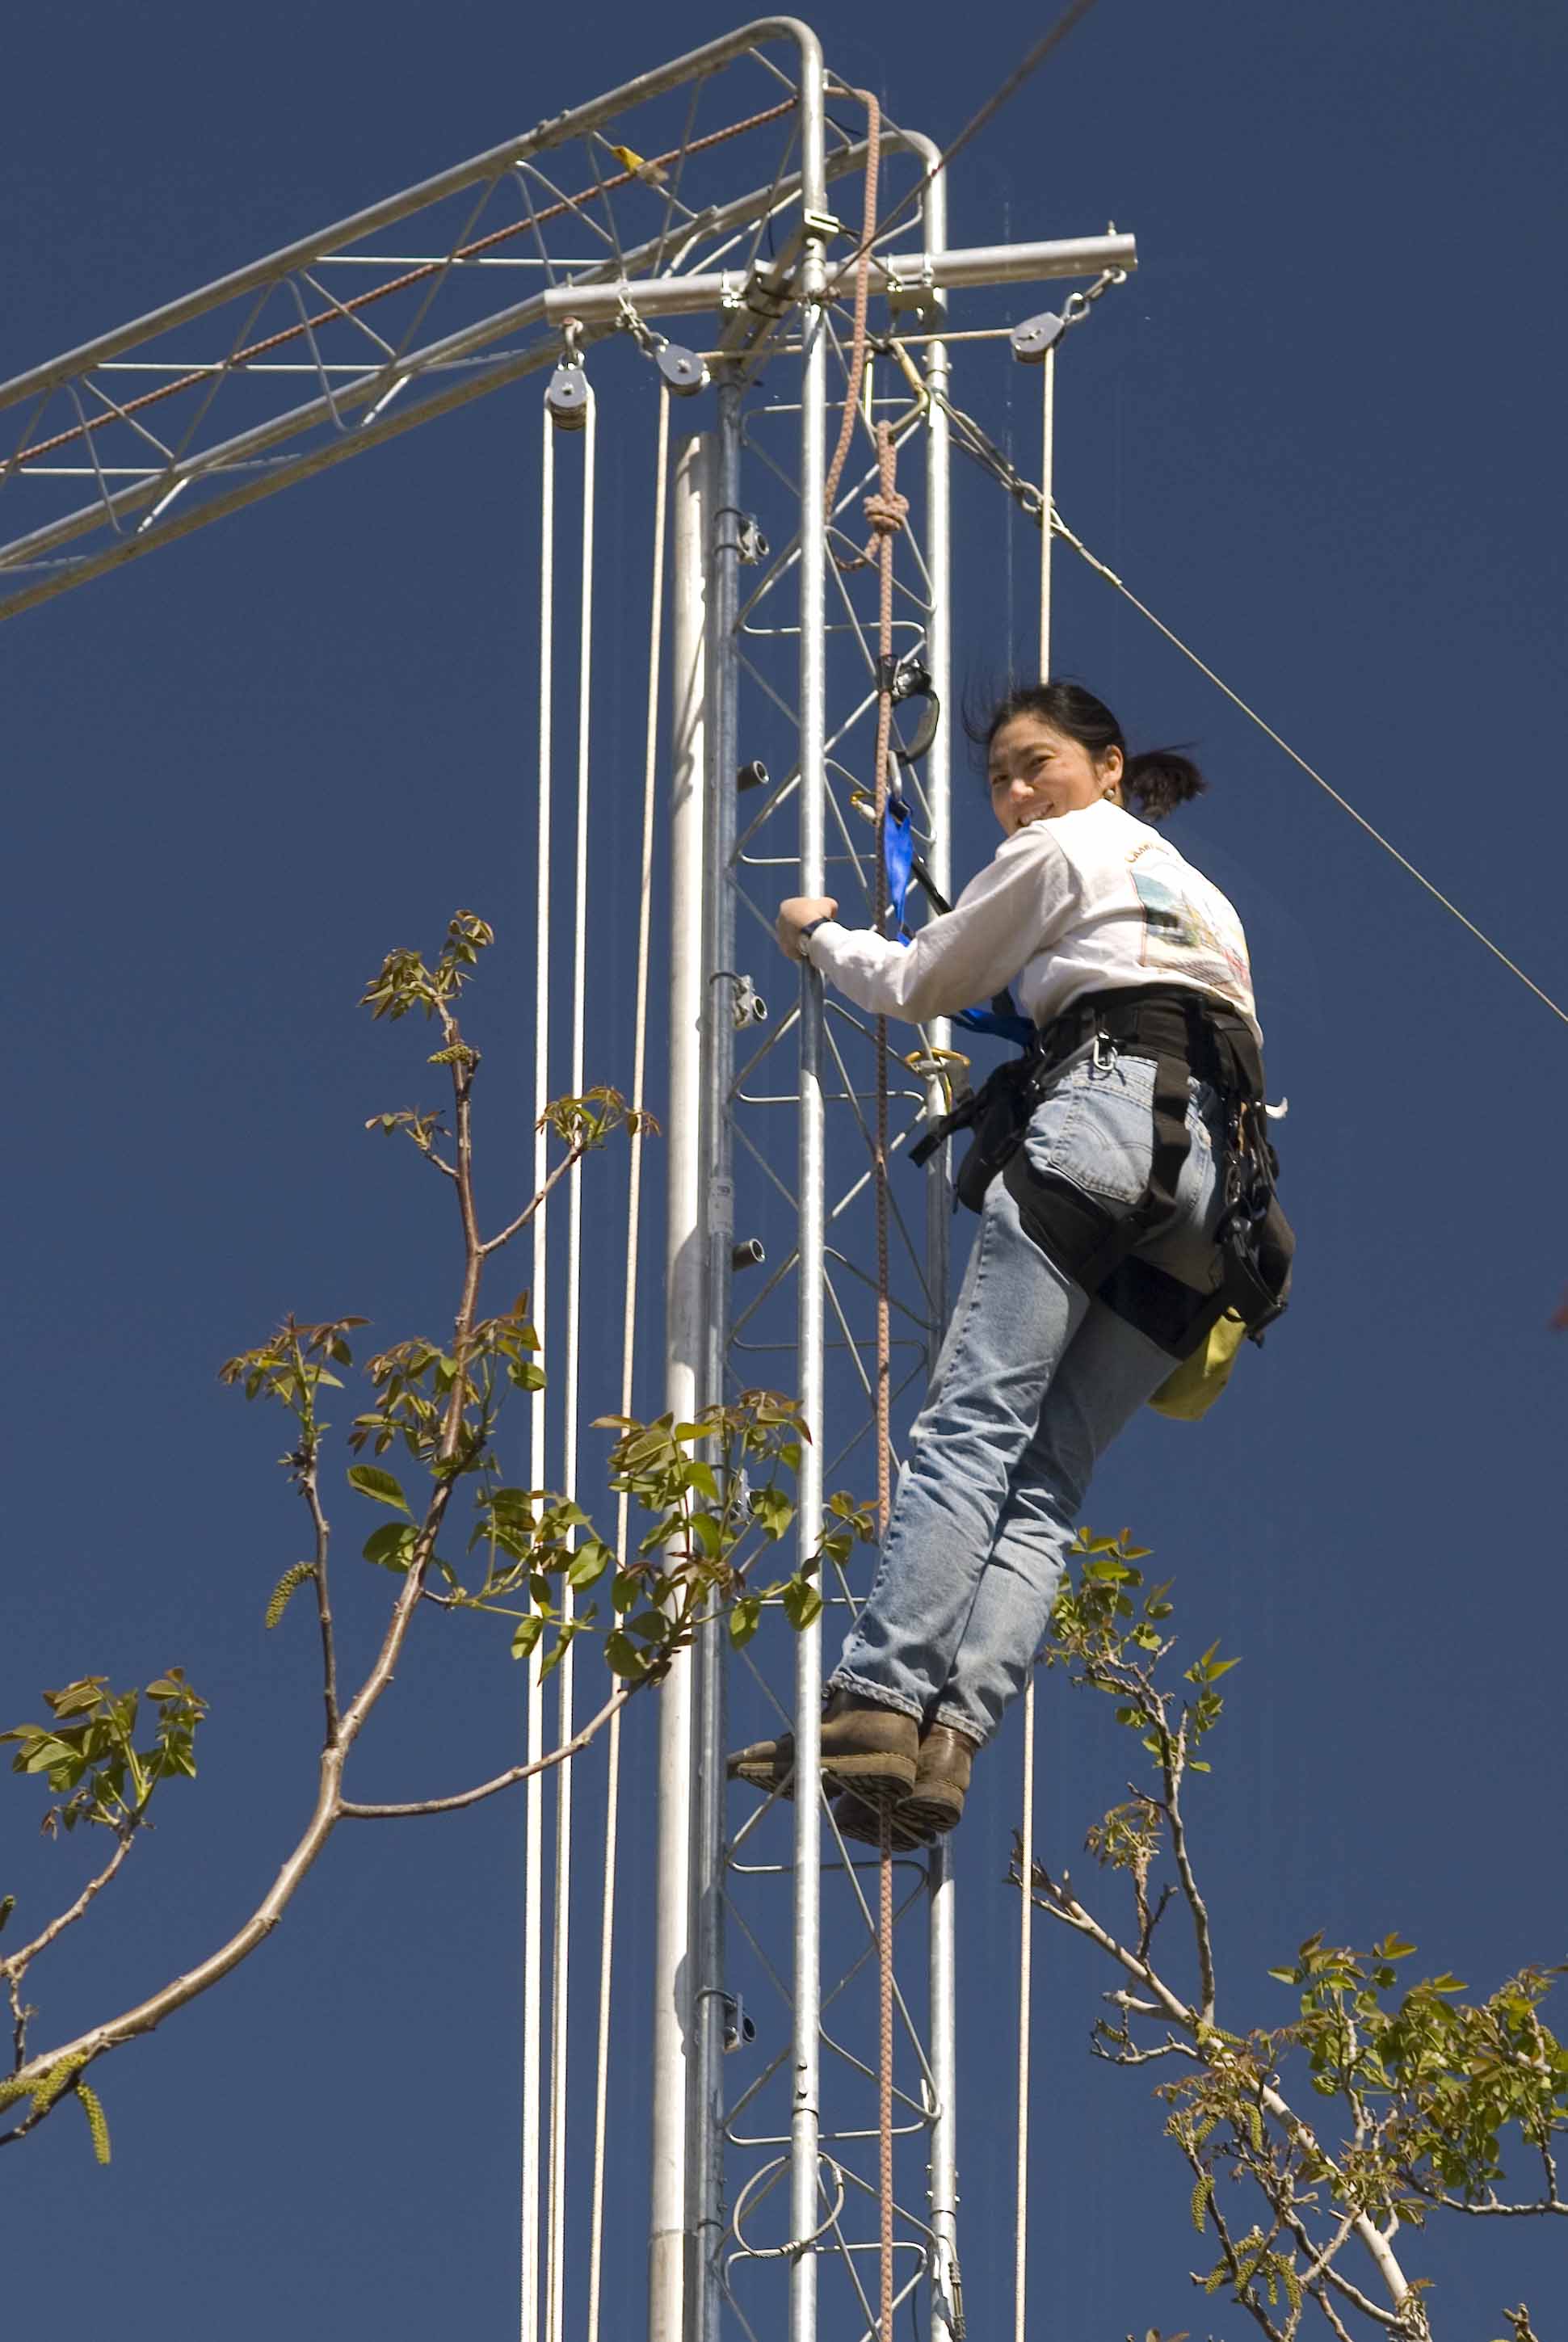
[{"x1": 798, "y1": 916, "x2": 840, "y2": 965}]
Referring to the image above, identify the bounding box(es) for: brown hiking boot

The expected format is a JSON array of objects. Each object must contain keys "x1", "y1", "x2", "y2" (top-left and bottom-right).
[
  {"x1": 898, "y1": 1724, "x2": 977, "y2": 1837},
  {"x1": 726, "y1": 1688, "x2": 918, "y2": 1802},
  {"x1": 830, "y1": 1722, "x2": 981, "y2": 1849}
]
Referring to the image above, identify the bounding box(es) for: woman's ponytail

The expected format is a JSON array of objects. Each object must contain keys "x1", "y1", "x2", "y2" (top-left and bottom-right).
[{"x1": 1122, "y1": 747, "x2": 1207, "y2": 824}]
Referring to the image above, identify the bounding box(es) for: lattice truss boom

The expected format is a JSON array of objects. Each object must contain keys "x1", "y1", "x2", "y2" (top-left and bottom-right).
[{"x1": 0, "y1": 30, "x2": 883, "y2": 621}]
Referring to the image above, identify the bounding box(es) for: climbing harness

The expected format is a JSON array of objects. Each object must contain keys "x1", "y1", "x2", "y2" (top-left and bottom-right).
[{"x1": 910, "y1": 986, "x2": 1295, "y2": 1378}]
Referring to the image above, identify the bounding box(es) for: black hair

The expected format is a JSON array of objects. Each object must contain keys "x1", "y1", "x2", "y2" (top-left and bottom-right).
[{"x1": 965, "y1": 678, "x2": 1207, "y2": 825}]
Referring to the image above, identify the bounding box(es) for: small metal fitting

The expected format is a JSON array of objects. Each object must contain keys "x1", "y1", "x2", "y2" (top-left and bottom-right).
[
  {"x1": 721, "y1": 1993, "x2": 756, "y2": 2053},
  {"x1": 736, "y1": 759, "x2": 768, "y2": 792},
  {"x1": 657, "y1": 342, "x2": 710, "y2": 397},
  {"x1": 886, "y1": 267, "x2": 942, "y2": 330},
  {"x1": 735, "y1": 517, "x2": 768, "y2": 566},
  {"x1": 729, "y1": 974, "x2": 766, "y2": 1028},
  {"x1": 712, "y1": 969, "x2": 767, "y2": 1028},
  {"x1": 731, "y1": 1238, "x2": 766, "y2": 1272}
]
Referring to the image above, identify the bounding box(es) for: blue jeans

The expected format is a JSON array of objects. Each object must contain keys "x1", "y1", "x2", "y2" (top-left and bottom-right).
[{"x1": 830, "y1": 1045, "x2": 1226, "y2": 1746}]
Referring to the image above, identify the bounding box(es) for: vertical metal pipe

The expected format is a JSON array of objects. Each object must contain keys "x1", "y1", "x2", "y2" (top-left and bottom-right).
[
  {"x1": 650, "y1": 430, "x2": 712, "y2": 2342},
  {"x1": 905, "y1": 129, "x2": 961, "y2": 2342},
  {"x1": 522, "y1": 403, "x2": 555, "y2": 2342},
  {"x1": 790, "y1": 34, "x2": 829, "y2": 2342},
  {"x1": 692, "y1": 372, "x2": 743, "y2": 2342}
]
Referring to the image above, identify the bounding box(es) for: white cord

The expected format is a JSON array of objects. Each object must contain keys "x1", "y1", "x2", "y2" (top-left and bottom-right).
[
  {"x1": 546, "y1": 384, "x2": 596, "y2": 2342},
  {"x1": 586, "y1": 382, "x2": 670, "y2": 2342},
  {"x1": 1015, "y1": 1673, "x2": 1036, "y2": 2342},
  {"x1": 521, "y1": 402, "x2": 555, "y2": 2342}
]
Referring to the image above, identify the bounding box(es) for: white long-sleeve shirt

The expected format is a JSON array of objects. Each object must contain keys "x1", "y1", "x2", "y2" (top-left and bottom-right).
[{"x1": 807, "y1": 800, "x2": 1260, "y2": 1041}]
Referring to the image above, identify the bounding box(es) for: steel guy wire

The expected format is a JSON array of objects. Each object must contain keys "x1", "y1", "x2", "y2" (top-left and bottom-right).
[
  {"x1": 925, "y1": 381, "x2": 1568, "y2": 1033},
  {"x1": 822, "y1": 0, "x2": 1107, "y2": 300}
]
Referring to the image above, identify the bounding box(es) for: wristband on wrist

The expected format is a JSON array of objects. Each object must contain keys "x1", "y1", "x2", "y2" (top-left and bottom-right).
[{"x1": 797, "y1": 915, "x2": 834, "y2": 961}]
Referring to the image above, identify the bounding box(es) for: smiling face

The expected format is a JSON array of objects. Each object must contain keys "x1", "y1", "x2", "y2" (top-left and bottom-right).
[{"x1": 987, "y1": 712, "x2": 1124, "y2": 835}]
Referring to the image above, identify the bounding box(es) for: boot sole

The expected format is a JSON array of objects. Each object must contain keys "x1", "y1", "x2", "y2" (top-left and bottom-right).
[
  {"x1": 830, "y1": 1793, "x2": 934, "y2": 1852},
  {"x1": 898, "y1": 1786, "x2": 964, "y2": 1835},
  {"x1": 819, "y1": 1749, "x2": 917, "y2": 1795},
  {"x1": 729, "y1": 1749, "x2": 915, "y2": 1798}
]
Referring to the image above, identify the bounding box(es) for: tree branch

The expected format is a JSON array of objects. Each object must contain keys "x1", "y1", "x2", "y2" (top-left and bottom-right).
[
  {"x1": 0, "y1": 1825, "x2": 138, "y2": 1986},
  {"x1": 300, "y1": 1444, "x2": 338, "y2": 1743},
  {"x1": 1190, "y1": 2171, "x2": 1286, "y2": 2342},
  {"x1": 1162, "y1": 1709, "x2": 1217, "y2": 2025},
  {"x1": 1309, "y1": 2284, "x2": 1356, "y2": 2342},
  {"x1": 1026, "y1": 1865, "x2": 1417, "y2": 2318},
  {"x1": 480, "y1": 1141, "x2": 586, "y2": 1258},
  {"x1": 340, "y1": 1684, "x2": 633, "y2": 1818},
  {"x1": 1428, "y1": 2193, "x2": 1567, "y2": 2218}
]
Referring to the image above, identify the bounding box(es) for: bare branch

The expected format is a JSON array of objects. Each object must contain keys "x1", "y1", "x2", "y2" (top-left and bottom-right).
[
  {"x1": 7, "y1": 1972, "x2": 28, "y2": 2071},
  {"x1": 1427, "y1": 2193, "x2": 1567, "y2": 2218},
  {"x1": 300, "y1": 1444, "x2": 339, "y2": 1743},
  {"x1": 1309, "y1": 2284, "x2": 1356, "y2": 2342},
  {"x1": 1162, "y1": 1709, "x2": 1217, "y2": 2025},
  {"x1": 1029, "y1": 1865, "x2": 1195, "y2": 2029},
  {"x1": 0, "y1": 1826, "x2": 138, "y2": 1983},
  {"x1": 340, "y1": 1684, "x2": 633, "y2": 1819},
  {"x1": 480, "y1": 1141, "x2": 586, "y2": 1258},
  {"x1": 1092, "y1": 2033, "x2": 1196, "y2": 2068}
]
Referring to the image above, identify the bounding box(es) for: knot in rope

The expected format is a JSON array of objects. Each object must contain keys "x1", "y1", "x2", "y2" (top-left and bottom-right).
[{"x1": 861, "y1": 484, "x2": 908, "y2": 543}]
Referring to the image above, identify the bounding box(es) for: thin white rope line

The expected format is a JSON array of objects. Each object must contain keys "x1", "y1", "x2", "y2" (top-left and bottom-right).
[
  {"x1": 587, "y1": 383, "x2": 668, "y2": 2342},
  {"x1": 1015, "y1": 362, "x2": 1053, "y2": 2342},
  {"x1": 546, "y1": 386, "x2": 596, "y2": 2342},
  {"x1": 1015, "y1": 1676, "x2": 1036, "y2": 2342},
  {"x1": 521, "y1": 402, "x2": 554, "y2": 2342},
  {"x1": 1050, "y1": 515, "x2": 1568, "y2": 1031},
  {"x1": 1037, "y1": 351, "x2": 1054, "y2": 691}
]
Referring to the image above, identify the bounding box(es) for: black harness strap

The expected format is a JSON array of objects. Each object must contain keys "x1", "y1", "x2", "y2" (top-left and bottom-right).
[{"x1": 918, "y1": 986, "x2": 1293, "y2": 1361}]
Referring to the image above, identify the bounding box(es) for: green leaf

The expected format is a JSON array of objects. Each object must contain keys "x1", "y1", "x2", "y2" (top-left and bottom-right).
[
  {"x1": 566, "y1": 1537, "x2": 612, "y2": 1589},
  {"x1": 728, "y1": 1596, "x2": 763, "y2": 1649},
  {"x1": 362, "y1": 1522, "x2": 418, "y2": 1572},
  {"x1": 347, "y1": 1464, "x2": 411, "y2": 1514},
  {"x1": 604, "y1": 1632, "x2": 649, "y2": 1680},
  {"x1": 781, "y1": 1579, "x2": 823, "y2": 1631},
  {"x1": 511, "y1": 1615, "x2": 544, "y2": 1661}
]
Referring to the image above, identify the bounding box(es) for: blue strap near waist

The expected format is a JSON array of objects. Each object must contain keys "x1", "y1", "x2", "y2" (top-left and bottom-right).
[{"x1": 881, "y1": 793, "x2": 1036, "y2": 1047}]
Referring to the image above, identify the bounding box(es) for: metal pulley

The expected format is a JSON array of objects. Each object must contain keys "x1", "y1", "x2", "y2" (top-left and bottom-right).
[
  {"x1": 656, "y1": 342, "x2": 709, "y2": 397},
  {"x1": 1010, "y1": 310, "x2": 1066, "y2": 365},
  {"x1": 544, "y1": 362, "x2": 591, "y2": 429}
]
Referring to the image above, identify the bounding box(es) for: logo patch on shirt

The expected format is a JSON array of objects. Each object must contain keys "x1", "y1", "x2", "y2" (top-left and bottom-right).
[{"x1": 1129, "y1": 852, "x2": 1251, "y2": 994}]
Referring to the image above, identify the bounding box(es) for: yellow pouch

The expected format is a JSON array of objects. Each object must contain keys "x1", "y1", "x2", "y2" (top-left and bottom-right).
[{"x1": 1147, "y1": 1309, "x2": 1249, "y2": 1423}]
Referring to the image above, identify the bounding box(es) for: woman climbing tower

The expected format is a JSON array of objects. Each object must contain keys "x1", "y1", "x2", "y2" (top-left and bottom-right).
[{"x1": 729, "y1": 680, "x2": 1290, "y2": 1843}]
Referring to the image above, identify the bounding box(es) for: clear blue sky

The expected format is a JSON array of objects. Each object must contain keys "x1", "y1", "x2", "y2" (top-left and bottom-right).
[{"x1": 2, "y1": 3, "x2": 1565, "y2": 2335}]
